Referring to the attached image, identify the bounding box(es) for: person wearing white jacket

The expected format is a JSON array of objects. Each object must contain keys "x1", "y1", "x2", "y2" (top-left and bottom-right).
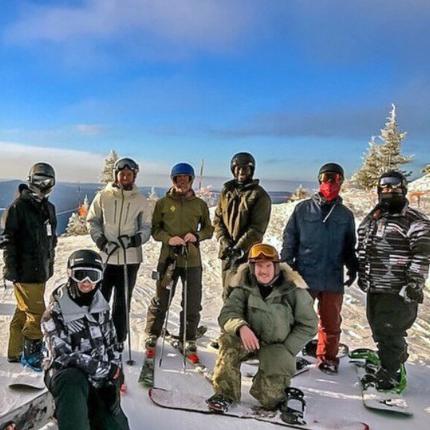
[{"x1": 87, "y1": 158, "x2": 152, "y2": 344}]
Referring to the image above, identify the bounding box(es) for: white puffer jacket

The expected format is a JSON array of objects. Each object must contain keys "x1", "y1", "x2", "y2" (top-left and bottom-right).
[{"x1": 87, "y1": 183, "x2": 153, "y2": 265}]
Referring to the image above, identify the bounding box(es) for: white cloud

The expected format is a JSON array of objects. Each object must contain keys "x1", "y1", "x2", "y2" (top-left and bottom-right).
[
  {"x1": 0, "y1": 141, "x2": 167, "y2": 184},
  {"x1": 75, "y1": 123, "x2": 105, "y2": 136},
  {"x1": 4, "y1": 0, "x2": 255, "y2": 54}
]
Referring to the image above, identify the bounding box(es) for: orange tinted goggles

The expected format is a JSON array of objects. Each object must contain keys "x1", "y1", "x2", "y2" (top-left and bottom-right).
[
  {"x1": 319, "y1": 172, "x2": 342, "y2": 184},
  {"x1": 248, "y1": 244, "x2": 280, "y2": 262}
]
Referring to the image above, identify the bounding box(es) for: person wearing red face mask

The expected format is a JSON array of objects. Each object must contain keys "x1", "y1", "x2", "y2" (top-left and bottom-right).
[{"x1": 280, "y1": 163, "x2": 358, "y2": 374}]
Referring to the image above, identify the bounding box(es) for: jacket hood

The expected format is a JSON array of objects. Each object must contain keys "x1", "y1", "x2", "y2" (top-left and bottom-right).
[
  {"x1": 230, "y1": 262, "x2": 308, "y2": 293},
  {"x1": 53, "y1": 284, "x2": 110, "y2": 323}
]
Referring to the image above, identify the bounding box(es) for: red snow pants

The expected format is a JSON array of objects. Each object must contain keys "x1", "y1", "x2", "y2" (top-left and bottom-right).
[{"x1": 310, "y1": 291, "x2": 343, "y2": 362}]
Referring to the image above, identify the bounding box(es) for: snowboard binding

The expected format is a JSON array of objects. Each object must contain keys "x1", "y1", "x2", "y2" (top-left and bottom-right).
[
  {"x1": 302, "y1": 339, "x2": 349, "y2": 359},
  {"x1": 206, "y1": 394, "x2": 233, "y2": 413},
  {"x1": 279, "y1": 387, "x2": 306, "y2": 425}
]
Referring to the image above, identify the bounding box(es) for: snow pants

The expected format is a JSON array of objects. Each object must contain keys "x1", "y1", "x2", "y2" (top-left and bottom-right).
[
  {"x1": 367, "y1": 292, "x2": 418, "y2": 375},
  {"x1": 102, "y1": 264, "x2": 140, "y2": 343},
  {"x1": 310, "y1": 291, "x2": 343, "y2": 362},
  {"x1": 46, "y1": 367, "x2": 130, "y2": 430},
  {"x1": 8, "y1": 282, "x2": 45, "y2": 361},
  {"x1": 212, "y1": 334, "x2": 295, "y2": 409},
  {"x1": 145, "y1": 265, "x2": 202, "y2": 341}
]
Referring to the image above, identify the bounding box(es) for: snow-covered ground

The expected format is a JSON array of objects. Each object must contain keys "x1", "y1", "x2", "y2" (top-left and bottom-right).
[{"x1": 1, "y1": 192, "x2": 430, "y2": 429}]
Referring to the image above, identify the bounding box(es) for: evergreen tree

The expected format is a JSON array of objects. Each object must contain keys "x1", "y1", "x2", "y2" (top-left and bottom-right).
[
  {"x1": 353, "y1": 104, "x2": 412, "y2": 190},
  {"x1": 422, "y1": 164, "x2": 430, "y2": 175},
  {"x1": 65, "y1": 212, "x2": 88, "y2": 236},
  {"x1": 100, "y1": 150, "x2": 119, "y2": 185}
]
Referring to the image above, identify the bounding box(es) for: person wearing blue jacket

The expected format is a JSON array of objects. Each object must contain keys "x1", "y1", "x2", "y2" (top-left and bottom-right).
[{"x1": 281, "y1": 163, "x2": 358, "y2": 374}]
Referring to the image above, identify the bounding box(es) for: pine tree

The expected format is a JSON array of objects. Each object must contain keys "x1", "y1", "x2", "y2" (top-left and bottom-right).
[
  {"x1": 353, "y1": 104, "x2": 413, "y2": 190},
  {"x1": 378, "y1": 104, "x2": 412, "y2": 174},
  {"x1": 422, "y1": 164, "x2": 430, "y2": 176},
  {"x1": 65, "y1": 212, "x2": 88, "y2": 236},
  {"x1": 100, "y1": 150, "x2": 119, "y2": 185}
]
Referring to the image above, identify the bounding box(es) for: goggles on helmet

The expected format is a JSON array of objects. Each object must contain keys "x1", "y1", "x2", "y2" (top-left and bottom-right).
[
  {"x1": 378, "y1": 176, "x2": 403, "y2": 190},
  {"x1": 248, "y1": 244, "x2": 280, "y2": 262},
  {"x1": 115, "y1": 158, "x2": 139, "y2": 173},
  {"x1": 70, "y1": 267, "x2": 103, "y2": 284},
  {"x1": 31, "y1": 174, "x2": 55, "y2": 191},
  {"x1": 319, "y1": 172, "x2": 342, "y2": 184}
]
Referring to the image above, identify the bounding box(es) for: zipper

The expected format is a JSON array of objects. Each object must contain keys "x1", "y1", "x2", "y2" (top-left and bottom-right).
[{"x1": 117, "y1": 188, "x2": 125, "y2": 264}]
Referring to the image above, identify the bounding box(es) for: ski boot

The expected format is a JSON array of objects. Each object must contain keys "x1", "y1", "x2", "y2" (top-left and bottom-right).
[
  {"x1": 279, "y1": 387, "x2": 306, "y2": 425},
  {"x1": 206, "y1": 393, "x2": 233, "y2": 413},
  {"x1": 317, "y1": 359, "x2": 338, "y2": 375},
  {"x1": 144, "y1": 335, "x2": 158, "y2": 358},
  {"x1": 21, "y1": 338, "x2": 44, "y2": 372},
  {"x1": 374, "y1": 365, "x2": 407, "y2": 394},
  {"x1": 181, "y1": 340, "x2": 200, "y2": 364}
]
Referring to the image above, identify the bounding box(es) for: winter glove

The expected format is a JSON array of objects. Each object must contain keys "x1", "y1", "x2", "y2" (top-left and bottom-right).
[
  {"x1": 344, "y1": 270, "x2": 357, "y2": 287},
  {"x1": 399, "y1": 283, "x2": 424, "y2": 304},
  {"x1": 224, "y1": 247, "x2": 244, "y2": 270},
  {"x1": 118, "y1": 234, "x2": 142, "y2": 249},
  {"x1": 95, "y1": 235, "x2": 108, "y2": 251},
  {"x1": 219, "y1": 237, "x2": 234, "y2": 259}
]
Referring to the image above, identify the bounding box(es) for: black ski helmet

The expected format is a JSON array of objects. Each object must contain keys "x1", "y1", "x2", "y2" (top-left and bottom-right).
[
  {"x1": 67, "y1": 249, "x2": 104, "y2": 272},
  {"x1": 377, "y1": 170, "x2": 408, "y2": 195},
  {"x1": 113, "y1": 157, "x2": 139, "y2": 178},
  {"x1": 318, "y1": 163, "x2": 344, "y2": 181},
  {"x1": 230, "y1": 152, "x2": 256, "y2": 176},
  {"x1": 28, "y1": 162, "x2": 56, "y2": 193}
]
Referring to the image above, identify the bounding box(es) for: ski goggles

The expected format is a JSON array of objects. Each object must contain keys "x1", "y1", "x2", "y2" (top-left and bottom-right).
[
  {"x1": 378, "y1": 176, "x2": 404, "y2": 190},
  {"x1": 248, "y1": 243, "x2": 280, "y2": 262},
  {"x1": 115, "y1": 158, "x2": 139, "y2": 173},
  {"x1": 31, "y1": 174, "x2": 55, "y2": 191},
  {"x1": 70, "y1": 267, "x2": 103, "y2": 284},
  {"x1": 319, "y1": 172, "x2": 343, "y2": 184}
]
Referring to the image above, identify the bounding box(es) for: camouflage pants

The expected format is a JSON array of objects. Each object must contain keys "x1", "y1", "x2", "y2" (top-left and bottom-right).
[
  {"x1": 8, "y1": 282, "x2": 46, "y2": 360},
  {"x1": 212, "y1": 334, "x2": 295, "y2": 409}
]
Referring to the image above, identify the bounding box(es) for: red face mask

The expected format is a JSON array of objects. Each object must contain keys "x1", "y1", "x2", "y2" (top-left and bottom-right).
[{"x1": 319, "y1": 182, "x2": 341, "y2": 202}]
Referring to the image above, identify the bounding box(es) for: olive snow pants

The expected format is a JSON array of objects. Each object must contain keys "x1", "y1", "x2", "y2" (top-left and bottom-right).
[
  {"x1": 212, "y1": 334, "x2": 295, "y2": 409},
  {"x1": 47, "y1": 367, "x2": 130, "y2": 430},
  {"x1": 8, "y1": 282, "x2": 46, "y2": 360},
  {"x1": 145, "y1": 265, "x2": 202, "y2": 341},
  {"x1": 367, "y1": 292, "x2": 418, "y2": 375}
]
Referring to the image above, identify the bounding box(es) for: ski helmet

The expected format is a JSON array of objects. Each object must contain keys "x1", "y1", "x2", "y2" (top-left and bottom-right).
[
  {"x1": 28, "y1": 162, "x2": 56, "y2": 194},
  {"x1": 318, "y1": 163, "x2": 344, "y2": 182},
  {"x1": 114, "y1": 157, "x2": 139, "y2": 177},
  {"x1": 68, "y1": 249, "x2": 103, "y2": 271},
  {"x1": 377, "y1": 170, "x2": 408, "y2": 195},
  {"x1": 170, "y1": 163, "x2": 195, "y2": 180},
  {"x1": 230, "y1": 152, "x2": 255, "y2": 176}
]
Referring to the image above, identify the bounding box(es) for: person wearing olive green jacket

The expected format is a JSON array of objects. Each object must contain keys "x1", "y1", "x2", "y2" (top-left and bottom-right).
[
  {"x1": 213, "y1": 152, "x2": 271, "y2": 299},
  {"x1": 144, "y1": 163, "x2": 214, "y2": 353},
  {"x1": 207, "y1": 244, "x2": 317, "y2": 412}
]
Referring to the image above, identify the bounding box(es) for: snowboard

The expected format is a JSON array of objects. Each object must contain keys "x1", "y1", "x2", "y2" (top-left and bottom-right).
[
  {"x1": 0, "y1": 391, "x2": 54, "y2": 430},
  {"x1": 138, "y1": 347, "x2": 156, "y2": 388},
  {"x1": 149, "y1": 387, "x2": 369, "y2": 430},
  {"x1": 7, "y1": 371, "x2": 45, "y2": 391},
  {"x1": 354, "y1": 363, "x2": 412, "y2": 416}
]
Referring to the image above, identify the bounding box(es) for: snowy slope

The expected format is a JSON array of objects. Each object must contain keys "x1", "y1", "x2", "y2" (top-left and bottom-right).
[{"x1": 1, "y1": 197, "x2": 430, "y2": 430}]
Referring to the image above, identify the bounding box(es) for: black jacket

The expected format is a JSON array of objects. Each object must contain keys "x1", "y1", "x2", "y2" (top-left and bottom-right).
[
  {"x1": 2, "y1": 184, "x2": 57, "y2": 283},
  {"x1": 357, "y1": 202, "x2": 430, "y2": 294},
  {"x1": 281, "y1": 194, "x2": 357, "y2": 293}
]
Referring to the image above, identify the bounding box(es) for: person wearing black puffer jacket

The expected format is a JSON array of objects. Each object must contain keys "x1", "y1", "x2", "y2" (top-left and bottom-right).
[
  {"x1": 2, "y1": 162, "x2": 57, "y2": 369},
  {"x1": 281, "y1": 163, "x2": 357, "y2": 374},
  {"x1": 357, "y1": 171, "x2": 430, "y2": 391}
]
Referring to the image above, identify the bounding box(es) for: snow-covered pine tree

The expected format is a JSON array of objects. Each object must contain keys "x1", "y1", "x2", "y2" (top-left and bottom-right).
[
  {"x1": 352, "y1": 137, "x2": 382, "y2": 190},
  {"x1": 378, "y1": 104, "x2": 412, "y2": 174},
  {"x1": 422, "y1": 164, "x2": 430, "y2": 176},
  {"x1": 100, "y1": 150, "x2": 119, "y2": 185},
  {"x1": 65, "y1": 212, "x2": 88, "y2": 236}
]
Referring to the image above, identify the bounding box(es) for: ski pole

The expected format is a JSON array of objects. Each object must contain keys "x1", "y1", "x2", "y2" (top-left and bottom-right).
[
  {"x1": 182, "y1": 244, "x2": 189, "y2": 372},
  {"x1": 119, "y1": 235, "x2": 135, "y2": 366}
]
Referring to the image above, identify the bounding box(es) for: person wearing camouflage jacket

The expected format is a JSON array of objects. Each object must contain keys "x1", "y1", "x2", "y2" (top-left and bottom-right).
[
  {"x1": 42, "y1": 250, "x2": 129, "y2": 430},
  {"x1": 144, "y1": 163, "x2": 214, "y2": 350},
  {"x1": 213, "y1": 152, "x2": 271, "y2": 299},
  {"x1": 357, "y1": 171, "x2": 430, "y2": 391},
  {"x1": 209, "y1": 244, "x2": 317, "y2": 411}
]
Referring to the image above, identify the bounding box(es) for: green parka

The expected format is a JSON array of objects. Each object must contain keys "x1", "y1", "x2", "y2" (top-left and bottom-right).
[
  {"x1": 219, "y1": 263, "x2": 318, "y2": 357},
  {"x1": 213, "y1": 179, "x2": 271, "y2": 258},
  {"x1": 152, "y1": 188, "x2": 214, "y2": 268}
]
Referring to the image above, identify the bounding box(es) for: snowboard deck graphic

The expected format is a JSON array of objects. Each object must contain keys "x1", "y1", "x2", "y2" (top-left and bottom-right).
[
  {"x1": 354, "y1": 364, "x2": 412, "y2": 416},
  {"x1": 149, "y1": 387, "x2": 369, "y2": 430}
]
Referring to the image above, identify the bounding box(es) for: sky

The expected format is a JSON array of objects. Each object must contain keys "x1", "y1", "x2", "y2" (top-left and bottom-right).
[{"x1": 0, "y1": 0, "x2": 429, "y2": 188}]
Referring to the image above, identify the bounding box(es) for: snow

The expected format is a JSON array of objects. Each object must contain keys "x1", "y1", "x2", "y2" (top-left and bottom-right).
[{"x1": 1, "y1": 193, "x2": 430, "y2": 430}]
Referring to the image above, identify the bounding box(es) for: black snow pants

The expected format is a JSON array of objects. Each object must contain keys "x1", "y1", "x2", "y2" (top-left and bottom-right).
[
  {"x1": 46, "y1": 367, "x2": 130, "y2": 430},
  {"x1": 366, "y1": 292, "x2": 418, "y2": 375},
  {"x1": 102, "y1": 264, "x2": 140, "y2": 343},
  {"x1": 145, "y1": 265, "x2": 202, "y2": 341}
]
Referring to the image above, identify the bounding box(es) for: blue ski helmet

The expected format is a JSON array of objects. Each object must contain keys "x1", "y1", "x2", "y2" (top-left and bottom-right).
[{"x1": 170, "y1": 163, "x2": 195, "y2": 181}]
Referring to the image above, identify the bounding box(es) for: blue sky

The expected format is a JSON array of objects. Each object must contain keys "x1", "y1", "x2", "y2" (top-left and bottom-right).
[{"x1": 0, "y1": 0, "x2": 429, "y2": 188}]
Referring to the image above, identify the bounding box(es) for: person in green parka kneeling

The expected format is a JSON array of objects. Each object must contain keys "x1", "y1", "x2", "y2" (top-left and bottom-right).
[{"x1": 207, "y1": 243, "x2": 318, "y2": 414}]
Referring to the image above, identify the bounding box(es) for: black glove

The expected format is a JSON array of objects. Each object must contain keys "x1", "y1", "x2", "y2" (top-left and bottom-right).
[
  {"x1": 219, "y1": 237, "x2": 234, "y2": 260},
  {"x1": 224, "y1": 247, "x2": 244, "y2": 270},
  {"x1": 118, "y1": 234, "x2": 142, "y2": 249},
  {"x1": 399, "y1": 283, "x2": 424, "y2": 304},
  {"x1": 95, "y1": 235, "x2": 108, "y2": 251},
  {"x1": 344, "y1": 270, "x2": 357, "y2": 287}
]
